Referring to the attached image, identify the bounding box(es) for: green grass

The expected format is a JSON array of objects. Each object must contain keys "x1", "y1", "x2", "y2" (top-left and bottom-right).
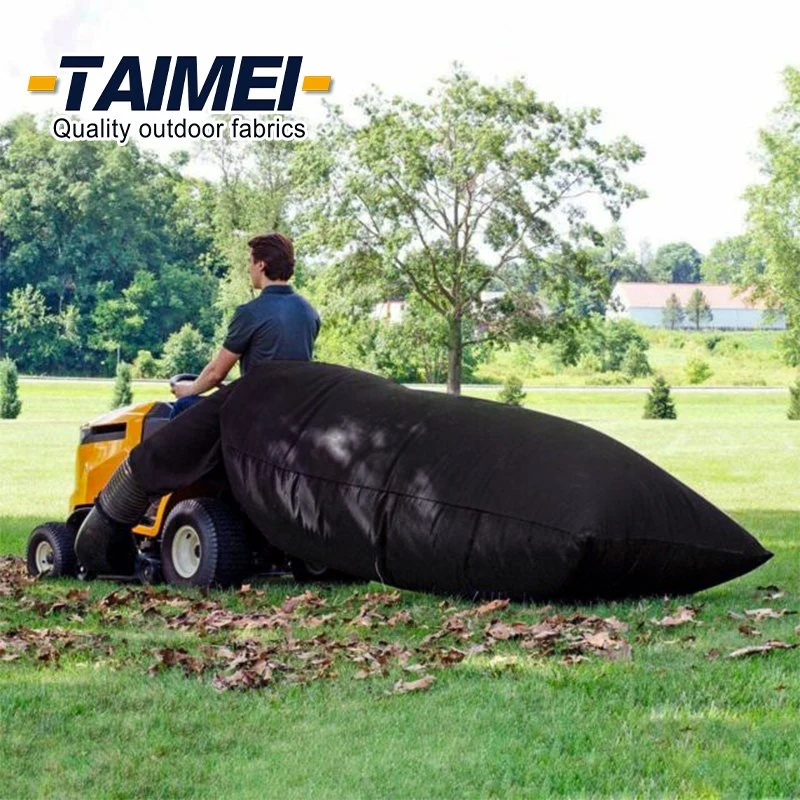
[
  {"x1": 475, "y1": 329, "x2": 798, "y2": 387},
  {"x1": 1, "y1": 380, "x2": 800, "y2": 798}
]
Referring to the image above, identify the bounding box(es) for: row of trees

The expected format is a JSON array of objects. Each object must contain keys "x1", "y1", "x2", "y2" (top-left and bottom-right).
[
  {"x1": 0, "y1": 116, "x2": 225, "y2": 375},
  {"x1": 1, "y1": 66, "x2": 799, "y2": 393}
]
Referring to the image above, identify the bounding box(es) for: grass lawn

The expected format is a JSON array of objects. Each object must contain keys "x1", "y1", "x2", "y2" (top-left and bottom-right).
[
  {"x1": 1, "y1": 379, "x2": 799, "y2": 798},
  {"x1": 476, "y1": 329, "x2": 799, "y2": 387}
]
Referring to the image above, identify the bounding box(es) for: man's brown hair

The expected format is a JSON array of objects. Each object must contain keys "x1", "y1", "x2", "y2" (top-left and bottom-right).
[{"x1": 248, "y1": 233, "x2": 295, "y2": 281}]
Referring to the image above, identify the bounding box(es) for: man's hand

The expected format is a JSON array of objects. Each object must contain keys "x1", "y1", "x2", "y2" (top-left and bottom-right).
[
  {"x1": 174, "y1": 348, "x2": 240, "y2": 398},
  {"x1": 171, "y1": 381, "x2": 196, "y2": 399}
]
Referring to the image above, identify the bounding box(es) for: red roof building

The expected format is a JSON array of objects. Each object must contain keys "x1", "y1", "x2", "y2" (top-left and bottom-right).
[{"x1": 607, "y1": 282, "x2": 785, "y2": 330}]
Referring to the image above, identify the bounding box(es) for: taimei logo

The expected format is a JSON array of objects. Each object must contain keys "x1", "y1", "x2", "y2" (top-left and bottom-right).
[
  {"x1": 28, "y1": 56, "x2": 332, "y2": 145},
  {"x1": 28, "y1": 56, "x2": 332, "y2": 111}
]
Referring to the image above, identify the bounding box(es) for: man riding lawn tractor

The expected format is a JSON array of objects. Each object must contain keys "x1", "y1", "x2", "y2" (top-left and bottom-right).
[{"x1": 27, "y1": 232, "x2": 329, "y2": 587}]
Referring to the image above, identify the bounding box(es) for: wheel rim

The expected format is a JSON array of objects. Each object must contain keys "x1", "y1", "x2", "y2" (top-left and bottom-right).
[
  {"x1": 35, "y1": 540, "x2": 54, "y2": 574},
  {"x1": 172, "y1": 525, "x2": 202, "y2": 578},
  {"x1": 304, "y1": 561, "x2": 329, "y2": 577}
]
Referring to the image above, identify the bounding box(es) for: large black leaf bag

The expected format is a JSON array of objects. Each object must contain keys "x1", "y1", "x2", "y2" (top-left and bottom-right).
[{"x1": 218, "y1": 362, "x2": 771, "y2": 600}]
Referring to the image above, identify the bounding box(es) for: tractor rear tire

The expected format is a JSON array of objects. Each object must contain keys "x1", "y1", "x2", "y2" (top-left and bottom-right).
[
  {"x1": 160, "y1": 498, "x2": 251, "y2": 588},
  {"x1": 27, "y1": 523, "x2": 78, "y2": 578},
  {"x1": 289, "y1": 558, "x2": 359, "y2": 584}
]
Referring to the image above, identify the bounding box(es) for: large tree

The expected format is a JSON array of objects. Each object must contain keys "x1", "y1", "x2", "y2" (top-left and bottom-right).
[
  {"x1": 566, "y1": 226, "x2": 648, "y2": 317},
  {"x1": 744, "y1": 67, "x2": 800, "y2": 365},
  {"x1": 650, "y1": 242, "x2": 703, "y2": 283},
  {"x1": 297, "y1": 68, "x2": 645, "y2": 394}
]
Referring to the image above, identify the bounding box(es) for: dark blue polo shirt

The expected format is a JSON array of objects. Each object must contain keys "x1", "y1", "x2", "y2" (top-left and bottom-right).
[{"x1": 223, "y1": 285, "x2": 320, "y2": 375}]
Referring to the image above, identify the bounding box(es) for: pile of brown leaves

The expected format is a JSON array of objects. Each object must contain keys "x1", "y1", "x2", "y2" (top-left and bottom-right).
[
  {"x1": 0, "y1": 625, "x2": 108, "y2": 664},
  {"x1": 0, "y1": 556, "x2": 34, "y2": 599},
  {"x1": 2, "y1": 557, "x2": 798, "y2": 693}
]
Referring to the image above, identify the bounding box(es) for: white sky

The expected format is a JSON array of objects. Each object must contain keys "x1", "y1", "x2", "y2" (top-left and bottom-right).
[{"x1": 1, "y1": 0, "x2": 797, "y2": 255}]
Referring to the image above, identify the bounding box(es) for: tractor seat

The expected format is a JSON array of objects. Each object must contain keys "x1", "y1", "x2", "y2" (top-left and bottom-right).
[{"x1": 142, "y1": 402, "x2": 173, "y2": 440}]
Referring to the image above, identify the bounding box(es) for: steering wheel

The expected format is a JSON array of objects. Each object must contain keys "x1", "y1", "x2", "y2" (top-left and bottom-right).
[{"x1": 169, "y1": 373, "x2": 198, "y2": 388}]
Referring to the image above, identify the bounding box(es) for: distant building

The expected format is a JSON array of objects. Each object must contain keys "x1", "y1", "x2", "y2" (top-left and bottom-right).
[
  {"x1": 371, "y1": 300, "x2": 407, "y2": 324},
  {"x1": 607, "y1": 282, "x2": 786, "y2": 330},
  {"x1": 371, "y1": 291, "x2": 507, "y2": 325}
]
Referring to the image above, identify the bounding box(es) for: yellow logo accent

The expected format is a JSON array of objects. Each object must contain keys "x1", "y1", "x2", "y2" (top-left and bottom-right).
[
  {"x1": 28, "y1": 76, "x2": 58, "y2": 92},
  {"x1": 301, "y1": 76, "x2": 332, "y2": 92}
]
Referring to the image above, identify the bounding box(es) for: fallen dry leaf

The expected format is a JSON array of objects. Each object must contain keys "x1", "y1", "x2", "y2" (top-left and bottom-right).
[
  {"x1": 652, "y1": 607, "x2": 698, "y2": 627},
  {"x1": 363, "y1": 591, "x2": 402, "y2": 607},
  {"x1": 561, "y1": 654, "x2": 588, "y2": 666},
  {"x1": 149, "y1": 647, "x2": 205, "y2": 676},
  {"x1": 727, "y1": 641, "x2": 798, "y2": 658},
  {"x1": 738, "y1": 624, "x2": 761, "y2": 637},
  {"x1": 485, "y1": 621, "x2": 525, "y2": 641},
  {"x1": 387, "y1": 610, "x2": 413, "y2": 627},
  {"x1": 474, "y1": 598, "x2": 510, "y2": 616},
  {"x1": 281, "y1": 591, "x2": 325, "y2": 614},
  {"x1": 392, "y1": 675, "x2": 435, "y2": 694},
  {"x1": 743, "y1": 608, "x2": 794, "y2": 621}
]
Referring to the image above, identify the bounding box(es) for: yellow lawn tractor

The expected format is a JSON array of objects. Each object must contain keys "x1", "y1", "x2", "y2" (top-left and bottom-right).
[{"x1": 26, "y1": 388, "x2": 342, "y2": 587}]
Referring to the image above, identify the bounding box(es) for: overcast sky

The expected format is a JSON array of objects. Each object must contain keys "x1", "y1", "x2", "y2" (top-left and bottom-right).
[{"x1": 2, "y1": 0, "x2": 798, "y2": 255}]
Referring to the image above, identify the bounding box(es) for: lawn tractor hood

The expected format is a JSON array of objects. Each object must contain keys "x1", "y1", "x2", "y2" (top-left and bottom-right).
[{"x1": 70, "y1": 402, "x2": 172, "y2": 513}]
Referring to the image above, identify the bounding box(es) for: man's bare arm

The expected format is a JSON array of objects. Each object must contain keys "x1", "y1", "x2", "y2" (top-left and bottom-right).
[{"x1": 172, "y1": 347, "x2": 240, "y2": 398}]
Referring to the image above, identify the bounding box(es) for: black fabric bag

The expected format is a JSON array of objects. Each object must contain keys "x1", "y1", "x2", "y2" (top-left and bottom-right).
[{"x1": 216, "y1": 361, "x2": 771, "y2": 600}]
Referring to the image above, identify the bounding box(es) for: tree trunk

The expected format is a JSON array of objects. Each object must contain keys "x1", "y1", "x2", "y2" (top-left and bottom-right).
[{"x1": 446, "y1": 315, "x2": 463, "y2": 395}]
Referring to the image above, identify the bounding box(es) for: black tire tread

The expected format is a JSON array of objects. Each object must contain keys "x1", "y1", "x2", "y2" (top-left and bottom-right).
[
  {"x1": 161, "y1": 498, "x2": 251, "y2": 588},
  {"x1": 27, "y1": 522, "x2": 78, "y2": 578}
]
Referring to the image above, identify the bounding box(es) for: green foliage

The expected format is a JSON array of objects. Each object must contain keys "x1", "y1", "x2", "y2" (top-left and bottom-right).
[
  {"x1": 498, "y1": 375, "x2": 527, "y2": 406},
  {"x1": 373, "y1": 299, "x2": 489, "y2": 384},
  {"x1": 199, "y1": 133, "x2": 299, "y2": 340},
  {"x1": 704, "y1": 334, "x2": 723, "y2": 352},
  {"x1": 702, "y1": 235, "x2": 765, "y2": 284},
  {"x1": 778, "y1": 326, "x2": 800, "y2": 368},
  {"x1": 644, "y1": 374, "x2": 677, "y2": 419},
  {"x1": 0, "y1": 285, "x2": 80, "y2": 374},
  {"x1": 650, "y1": 242, "x2": 703, "y2": 283},
  {"x1": 788, "y1": 377, "x2": 800, "y2": 420},
  {"x1": 686, "y1": 357, "x2": 713, "y2": 385},
  {"x1": 0, "y1": 115, "x2": 224, "y2": 375},
  {"x1": 110, "y1": 361, "x2": 133, "y2": 409},
  {"x1": 564, "y1": 226, "x2": 647, "y2": 316},
  {"x1": 576, "y1": 352, "x2": 603, "y2": 374},
  {"x1": 160, "y1": 324, "x2": 211, "y2": 376},
  {"x1": 620, "y1": 341, "x2": 652, "y2": 378},
  {"x1": 132, "y1": 350, "x2": 161, "y2": 379},
  {"x1": 308, "y1": 262, "x2": 489, "y2": 383},
  {"x1": 297, "y1": 66, "x2": 645, "y2": 393},
  {"x1": 584, "y1": 371, "x2": 632, "y2": 386},
  {"x1": 662, "y1": 293, "x2": 685, "y2": 330},
  {"x1": 586, "y1": 319, "x2": 650, "y2": 373},
  {"x1": 0, "y1": 357, "x2": 22, "y2": 418},
  {"x1": 685, "y1": 289, "x2": 713, "y2": 329},
  {"x1": 714, "y1": 338, "x2": 742, "y2": 357},
  {"x1": 304, "y1": 260, "x2": 385, "y2": 372},
  {"x1": 744, "y1": 67, "x2": 800, "y2": 366}
]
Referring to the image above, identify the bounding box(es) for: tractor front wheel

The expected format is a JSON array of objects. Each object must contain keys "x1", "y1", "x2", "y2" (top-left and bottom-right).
[{"x1": 26, "y1": 523, "x2": 78, "y2": 578}]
